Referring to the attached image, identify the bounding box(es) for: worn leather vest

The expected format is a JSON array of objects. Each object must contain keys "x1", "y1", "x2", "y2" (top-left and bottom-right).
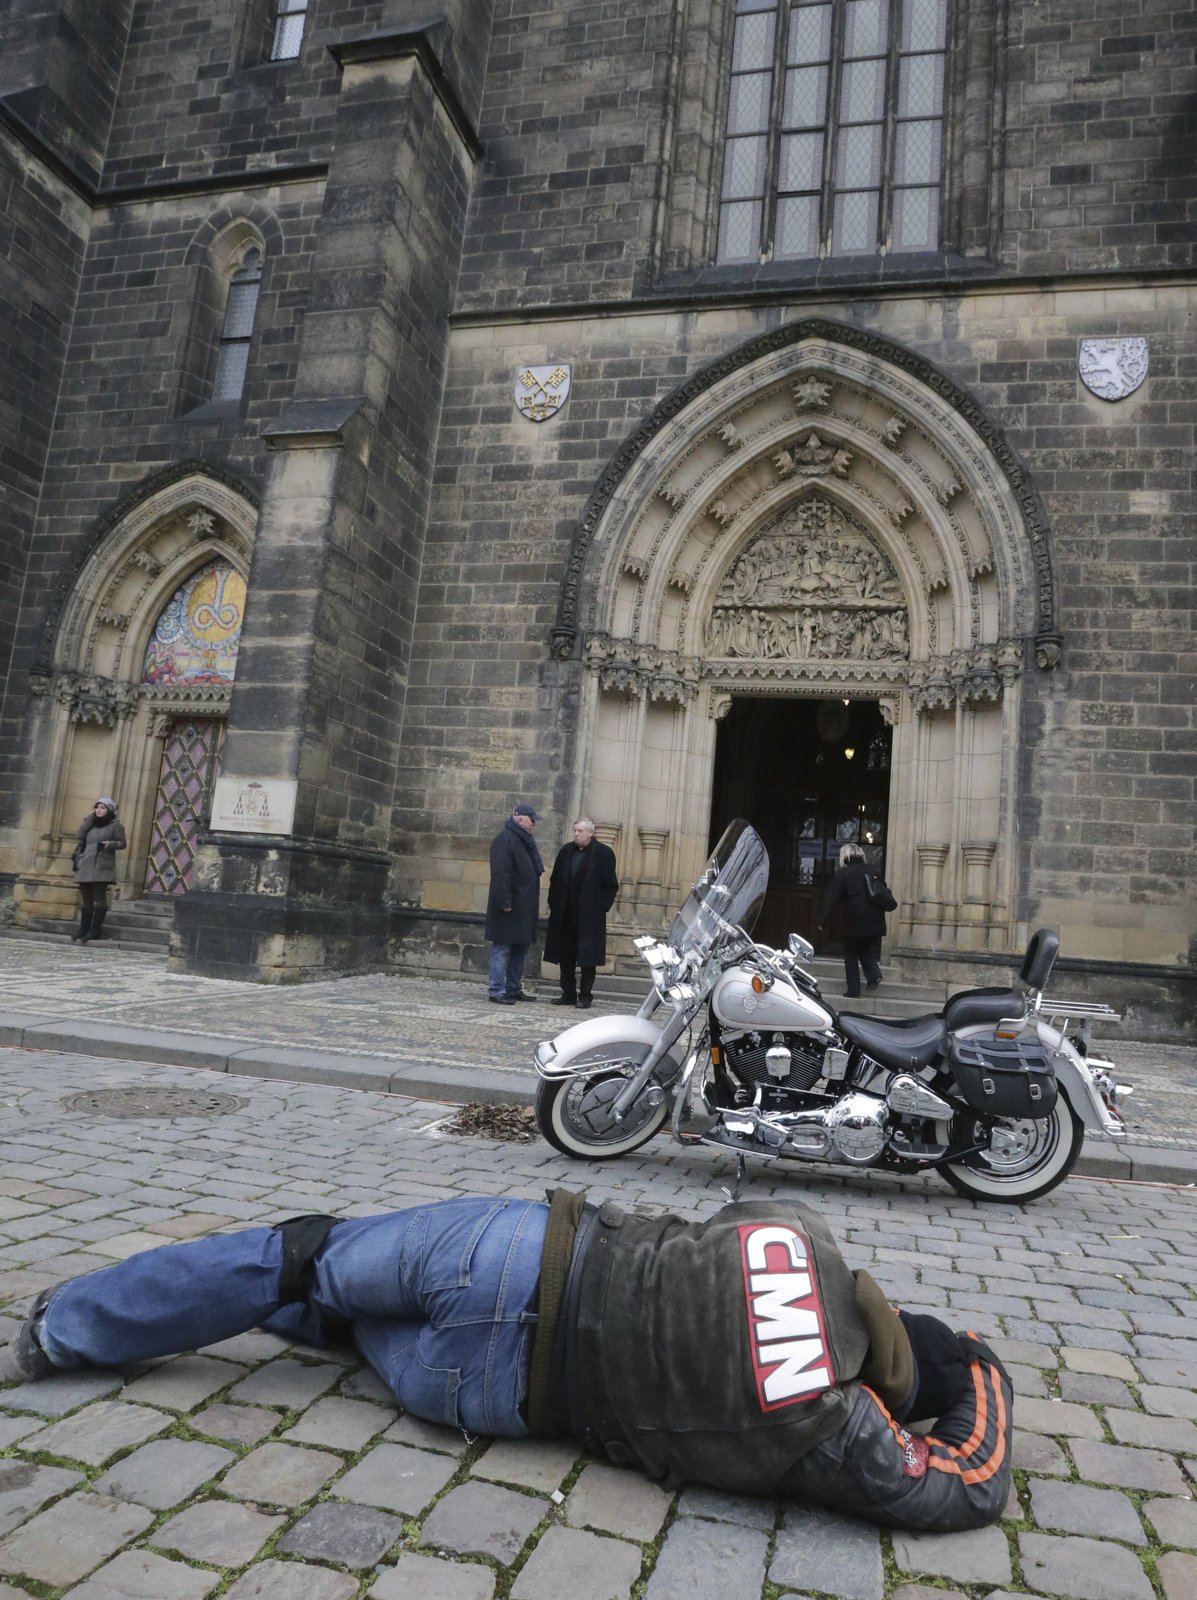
[{"x1": 564, "y1": 1197, "x2": 875, "y2": 1492}]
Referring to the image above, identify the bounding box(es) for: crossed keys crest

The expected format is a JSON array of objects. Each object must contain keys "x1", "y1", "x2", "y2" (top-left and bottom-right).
[{"x1": 515, "y1": 364, "x2": 571, "y2": 422}]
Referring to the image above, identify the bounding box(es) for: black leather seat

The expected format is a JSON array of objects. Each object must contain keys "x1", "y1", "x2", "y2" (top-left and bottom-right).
[
  {"x1": 838, "y1": 1012, "x2": 948, "y2": 1071},
  {"x1": 942, "y1": 987, "x2": 1024, "y2": 1030}
]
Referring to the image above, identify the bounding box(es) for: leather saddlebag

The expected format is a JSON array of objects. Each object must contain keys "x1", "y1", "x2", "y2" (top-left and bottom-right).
[{"x1": 949, "y1": 1035, "x2": 1059, "y2": 1120}]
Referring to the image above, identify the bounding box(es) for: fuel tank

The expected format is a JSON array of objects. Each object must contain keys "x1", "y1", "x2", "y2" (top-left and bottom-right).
[{"x1": 711, "y1": 968, "x2": 833, "y2": 1033}]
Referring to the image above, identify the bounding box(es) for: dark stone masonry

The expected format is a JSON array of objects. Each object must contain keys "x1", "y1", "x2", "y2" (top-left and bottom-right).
[{"x1": 0, "y1": 0, "x2": 1192, "y2": 1033}]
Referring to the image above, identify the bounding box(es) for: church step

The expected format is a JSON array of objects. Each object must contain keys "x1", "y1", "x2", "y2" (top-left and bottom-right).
[
  {"x1": 21, "y1": 912, "x2": 170, "y2": 953},
  {"x1": 106, "y1": 925, "x2": 171, "y2": 950},
  {"x1": 107, "y1": 900, "x2": 175, "y2": 929}
]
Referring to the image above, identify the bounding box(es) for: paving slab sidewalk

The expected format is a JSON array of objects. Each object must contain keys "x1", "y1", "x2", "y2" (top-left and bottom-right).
[{"x1": 0, "y1": 936, "x2": 1193, "y2": 1183}]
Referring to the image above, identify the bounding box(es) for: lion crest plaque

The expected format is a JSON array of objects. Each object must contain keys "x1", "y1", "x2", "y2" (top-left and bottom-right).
[
  {"x1": 515, "y1": 364, "x2": 571, "y2": 422},
  {"x1": 1078, "y1": 338, "x2": 1148, "y2": 402}
]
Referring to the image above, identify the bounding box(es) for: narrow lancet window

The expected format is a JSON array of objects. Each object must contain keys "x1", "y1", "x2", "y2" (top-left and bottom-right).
[{"x1": 211, "y1": 249, "x2": 262, "y2": 403}]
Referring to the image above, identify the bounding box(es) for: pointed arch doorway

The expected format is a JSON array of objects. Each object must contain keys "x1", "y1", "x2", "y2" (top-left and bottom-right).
[
  {"x1": 560, "y1": 321, "x2": 1057, "y2": 956},
  {"x1": 709, "y1": 695, "x2": 892, "y2": 947}
]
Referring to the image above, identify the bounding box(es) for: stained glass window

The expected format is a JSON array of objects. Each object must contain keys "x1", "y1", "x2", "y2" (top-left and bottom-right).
[
  {"x1": 716, "y1": 0, "x2": 947, "y2": 263},
  {"x1": 142, "y1": 560, "x2": 246, "y2": 687}
]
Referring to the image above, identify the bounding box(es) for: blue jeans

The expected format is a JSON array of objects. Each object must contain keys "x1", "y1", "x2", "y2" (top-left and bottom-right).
[
  {"x1": 37, "y1": 1198, "x2": 549, "y2": 1437},
  {"x1": 488, "y1": 941, "x2": 528, "y2": 998}
]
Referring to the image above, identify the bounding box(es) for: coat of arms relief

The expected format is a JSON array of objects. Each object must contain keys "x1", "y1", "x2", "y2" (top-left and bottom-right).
[{"x1": 705, "y1": 498, "x2": 909, "y2": 664}]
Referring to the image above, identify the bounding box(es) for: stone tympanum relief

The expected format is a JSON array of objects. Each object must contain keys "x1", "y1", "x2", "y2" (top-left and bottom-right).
[{"x1": 705, "y1": 498, "x2": 909, "y2": 664}]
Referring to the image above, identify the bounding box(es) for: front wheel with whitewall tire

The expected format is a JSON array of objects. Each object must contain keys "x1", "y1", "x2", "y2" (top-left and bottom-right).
[{"x1": 535, "y1": 1059, "x2": 670, "y2": 1160}]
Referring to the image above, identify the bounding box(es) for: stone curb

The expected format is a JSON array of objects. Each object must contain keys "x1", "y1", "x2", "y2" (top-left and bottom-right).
[{"x1": 0, "y1": 1010, "x2": 1191, "y2": 1184}]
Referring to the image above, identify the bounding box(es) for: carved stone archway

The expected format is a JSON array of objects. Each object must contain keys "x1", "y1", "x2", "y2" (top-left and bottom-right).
[
  {"x1": 10, "y1": 469, "x2": 258, "y2": 924},
  {"x1": 561, "y1": 324, "x2": 1055, "y2": 954}
]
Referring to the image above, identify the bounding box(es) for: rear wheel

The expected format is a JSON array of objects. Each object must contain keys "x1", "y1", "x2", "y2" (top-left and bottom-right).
[
  {"x1": 939, "y1": 1098, "x2": 1083, "y2": 1203},
  {"x1": 535, "y1": 1055, "x2": 670, "y2": 1160}
]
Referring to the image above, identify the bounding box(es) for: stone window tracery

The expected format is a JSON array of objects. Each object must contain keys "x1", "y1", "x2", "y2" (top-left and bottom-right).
[{"x1": 717, "y1": 0, "x2": 948, "y2": 263}]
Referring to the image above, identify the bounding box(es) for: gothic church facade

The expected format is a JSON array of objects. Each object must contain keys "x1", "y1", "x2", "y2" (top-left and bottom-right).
[{"x1": 0, "y1": 0, "x2": 1192, "y2": 1031}]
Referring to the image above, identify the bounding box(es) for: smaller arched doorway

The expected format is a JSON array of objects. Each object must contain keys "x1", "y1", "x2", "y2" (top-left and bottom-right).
[{"x1": 13, "y1": 472, "x2": 256, "y2": 927}]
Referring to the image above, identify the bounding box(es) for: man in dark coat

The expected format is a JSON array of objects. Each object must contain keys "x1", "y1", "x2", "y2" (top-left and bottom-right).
[
  {"x1": 818, "y1": 843, "x2": 887, "y2": 998},
  {"x1": 484, "y1": 803, "x2": 544, "y2": 1004},
  {"x1": 543, "y1": 817, "x2": 619, "y2": 1008}
]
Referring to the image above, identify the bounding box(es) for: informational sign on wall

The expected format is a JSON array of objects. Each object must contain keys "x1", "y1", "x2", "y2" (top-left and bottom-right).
[{"x1": 210, "y1": 776, "x2": 297, "y2": 836}]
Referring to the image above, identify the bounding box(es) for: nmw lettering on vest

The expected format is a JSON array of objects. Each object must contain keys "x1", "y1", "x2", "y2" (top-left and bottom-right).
[{"x1": 740, "y1": 1224, "x2": 834, "y2": 1407}]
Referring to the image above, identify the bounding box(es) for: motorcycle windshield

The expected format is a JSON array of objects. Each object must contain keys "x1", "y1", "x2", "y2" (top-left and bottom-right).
[{"x1": 668, "y1": 819, "x2": 770, "y2": 957}]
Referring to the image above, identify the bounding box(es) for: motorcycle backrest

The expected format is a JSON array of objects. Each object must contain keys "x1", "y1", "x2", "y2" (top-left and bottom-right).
[{"x1": 1019, "y1": 927, "x2": 1060, "y2": 992}]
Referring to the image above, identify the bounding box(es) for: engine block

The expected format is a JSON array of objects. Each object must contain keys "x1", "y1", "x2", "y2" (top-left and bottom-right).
[{"x1": 722, "y1": 1031, "x2": 826, "y2": 1091}]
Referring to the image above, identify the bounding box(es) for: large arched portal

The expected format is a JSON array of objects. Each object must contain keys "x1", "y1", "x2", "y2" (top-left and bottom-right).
[{"x1": 559, "y1": 323, "x2": 1058, "y2": 955}]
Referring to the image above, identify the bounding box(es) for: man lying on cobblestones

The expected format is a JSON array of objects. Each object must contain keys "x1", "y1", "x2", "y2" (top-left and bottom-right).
[{"x1": 13, "y1": 1187, "x2": 1012, "y2": 1531}]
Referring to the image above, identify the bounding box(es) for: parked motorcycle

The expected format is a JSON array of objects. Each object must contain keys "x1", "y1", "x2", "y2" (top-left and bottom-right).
[{"x1": 533, "y1": 820, "x2": 1130, "y2": 1202}]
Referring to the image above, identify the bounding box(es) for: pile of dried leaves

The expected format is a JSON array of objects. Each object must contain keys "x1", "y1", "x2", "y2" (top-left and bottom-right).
[{"x1": 446, "y1": 1101, "x2": 539, "y2": 1142}]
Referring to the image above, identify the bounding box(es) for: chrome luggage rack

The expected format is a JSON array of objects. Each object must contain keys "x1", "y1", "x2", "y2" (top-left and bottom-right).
[
  {"x1": 1042, "y1": 998, "x2": 1121, "y2": 1058},
  {"x1": 1041, "y1": 999, "x2": 1128, "y2": 1125}
]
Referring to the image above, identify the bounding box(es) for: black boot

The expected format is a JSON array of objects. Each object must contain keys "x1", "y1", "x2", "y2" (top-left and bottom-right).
[
  {"x1": 87, "y1": 907, "x2": 108, "y2": 943},
  {"x1": 70, "y1": 909, "x2": 89, "y2": 942}
]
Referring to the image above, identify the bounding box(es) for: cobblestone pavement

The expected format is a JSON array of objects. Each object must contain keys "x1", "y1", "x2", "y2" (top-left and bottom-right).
[
  {"x1": 1, "y1": 939, "x2": 1193, "y2": 1176},
  {"x1": 0, "y1": 1048, "x2": 1196, "y2": 1600}
]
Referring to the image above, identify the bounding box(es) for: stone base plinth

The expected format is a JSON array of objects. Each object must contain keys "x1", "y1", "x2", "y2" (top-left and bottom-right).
[{"x1": 171, "y1": 834, "x2": 391, "y2": 982}]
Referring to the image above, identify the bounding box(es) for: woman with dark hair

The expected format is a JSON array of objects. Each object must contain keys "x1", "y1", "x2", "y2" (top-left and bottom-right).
[
  {"x1": 818, "y1": 842, "x2": 886, "y2": 999},
  {"x1": 71, "y1": 797, "x2": 126, "y2": 944}
]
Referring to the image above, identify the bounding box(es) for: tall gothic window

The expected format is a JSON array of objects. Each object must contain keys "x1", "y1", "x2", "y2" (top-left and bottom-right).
[
  {"x1": 270, "y1": 0, "x2": 308, "y2": 60},
  {"x1": 211, "y1": 249, "x2": 262, "y2": 403},
  {"x1": 717, "y1": 0, "x2": 947, "y2": 263}
]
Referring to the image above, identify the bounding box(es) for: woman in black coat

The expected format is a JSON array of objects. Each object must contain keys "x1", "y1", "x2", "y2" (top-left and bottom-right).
[
  {"x1": 818, "y1": 844, "x2": 887, "y2": 999},
  {"x1": 543, "y1": 818, "x2": 619, "y2": 1008}
]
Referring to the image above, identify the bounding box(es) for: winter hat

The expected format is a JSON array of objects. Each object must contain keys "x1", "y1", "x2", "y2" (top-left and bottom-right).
[
  {"x1": 895, "y1": 1311, "x2": 973, "y2": 1423},
  {"x1": 95, "y1": 797, "x2": 118, "y2": 812}
]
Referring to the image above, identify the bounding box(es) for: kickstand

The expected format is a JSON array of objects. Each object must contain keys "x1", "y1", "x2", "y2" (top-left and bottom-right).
[{"x1": 721, "y1": 1152, "x2": 747, "y2": 1204}]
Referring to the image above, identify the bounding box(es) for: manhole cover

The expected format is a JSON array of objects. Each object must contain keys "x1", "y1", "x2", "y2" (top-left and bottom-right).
[{"x1": 62, "y1": 1087, "x2": 248, "y2": 1119}]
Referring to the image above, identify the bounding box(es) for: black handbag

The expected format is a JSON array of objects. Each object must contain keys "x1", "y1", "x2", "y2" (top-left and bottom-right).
[{"x1": 864, "y1": 873, "x2": 898, "y2": 912}]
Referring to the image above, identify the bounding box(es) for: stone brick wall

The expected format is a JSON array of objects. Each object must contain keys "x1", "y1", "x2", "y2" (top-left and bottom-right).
[
  {"x1": 0, "y1": 0, "x2": 134, "y2": 186},
  {"x1": 456, "y1": 0, "x2": 670, "y2": 313},
  {"x1": 0, "y1": 135, "x2": 90, "y2": 827},
  {"x1": 1001, "y1": 1, "x2": 1197, "y2": 274},
  {"x1": 98, "y1": 3, "x2": 359, "y2": 192}
]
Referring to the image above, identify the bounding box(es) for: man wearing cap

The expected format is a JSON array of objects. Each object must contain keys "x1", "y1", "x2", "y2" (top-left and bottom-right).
[
  {"x1": 485, "y1": 803, "x2": 545, "y2": 1004},
  {"x1": 11, "y1": 1188, "x2": 1013, "y2": 1532}
]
